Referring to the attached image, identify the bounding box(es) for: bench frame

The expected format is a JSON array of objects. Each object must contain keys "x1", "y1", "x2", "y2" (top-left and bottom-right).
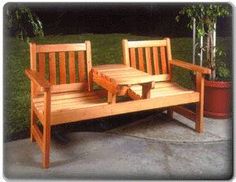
[{"x1": 25, "y1": 38, "x2": 210, "y2": 169}]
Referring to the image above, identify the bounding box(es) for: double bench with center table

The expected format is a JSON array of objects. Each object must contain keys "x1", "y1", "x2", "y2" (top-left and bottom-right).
[{"x1": 25, "y1": 38, "x2": 211, "y2": 168}]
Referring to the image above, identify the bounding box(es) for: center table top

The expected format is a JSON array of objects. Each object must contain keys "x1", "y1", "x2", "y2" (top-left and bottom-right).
[{"x1": 92, "y1": 64, "x2": 156, "y2": 86}]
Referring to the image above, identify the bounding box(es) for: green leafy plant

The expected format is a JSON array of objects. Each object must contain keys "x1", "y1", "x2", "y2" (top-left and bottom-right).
[
  {"x1": 215, "y1": 48, "x2": 231, "y2": 81},
  {"x1": 6, "y1": 5, "x2": 44, "y2": 41},
  {"x1": 176, "y1": 4, "x2": 231, "y2": 81}
]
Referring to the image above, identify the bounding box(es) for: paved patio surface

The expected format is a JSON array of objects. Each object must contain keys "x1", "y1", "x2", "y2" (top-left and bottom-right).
[{"x1": 4, "y1": 113, "x2": 233, "y2": 180}]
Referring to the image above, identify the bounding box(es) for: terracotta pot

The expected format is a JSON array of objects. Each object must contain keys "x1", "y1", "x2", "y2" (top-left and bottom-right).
[{"x1": 204, "y1": 79, "x2": 232, "y2": 119}]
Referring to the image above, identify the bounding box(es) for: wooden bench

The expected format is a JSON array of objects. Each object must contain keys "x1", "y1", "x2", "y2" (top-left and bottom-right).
[
  {"x1": 25, "y1": 39, "x2": 211, "y2": 169},
  {"x1": 122, "y1": 38, "x2": 211, "y2": 132}
]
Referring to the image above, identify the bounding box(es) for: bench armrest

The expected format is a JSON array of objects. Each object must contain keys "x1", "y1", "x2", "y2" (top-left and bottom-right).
[
  {"x1": 169, "y1": 59, "x2": 211, "y2": 75},
  {"x1": 25, "y1": 69, "x2": 51, "y2": 91}
]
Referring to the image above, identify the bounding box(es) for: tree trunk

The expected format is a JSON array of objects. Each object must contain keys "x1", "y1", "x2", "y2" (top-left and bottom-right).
[{"x1": 207, "y1": 31, "x2": 216, "y2": 80}]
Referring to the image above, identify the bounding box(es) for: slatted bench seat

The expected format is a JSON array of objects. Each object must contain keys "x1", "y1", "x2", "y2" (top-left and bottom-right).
[
  {"x1": 127, "y1": 82, "x2": 198, "y2": 100},
  {"x1": 32, "y1": 90, "x2": 107, "y2": 124}
]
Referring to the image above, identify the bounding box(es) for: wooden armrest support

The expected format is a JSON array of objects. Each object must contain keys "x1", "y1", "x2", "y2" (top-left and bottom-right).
[
  {"x1": 25, "y1": 69, "x2": 51, "y2": 91},
  {"x1": 169, "y1": 59, "x2": 211, "y2": 75}
]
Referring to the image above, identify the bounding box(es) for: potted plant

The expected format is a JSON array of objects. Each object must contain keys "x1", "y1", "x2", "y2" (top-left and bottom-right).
[{"x1": 176, "y1": 4, "x2": 232, "y2": 119}]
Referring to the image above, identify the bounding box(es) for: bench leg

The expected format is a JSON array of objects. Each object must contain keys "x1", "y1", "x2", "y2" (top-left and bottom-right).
[
  {"x1": 195, "y1": 72, "x2": 204, "y2": 133},
  {"x1": 142, "y1": 83, "x2": 152, "y2": 99},
  {"x1": 42, "y1": 91, "x2": 51, "y2": 168},
  {"x1": 167, "y1": 108, "x2": 173, "y2": 119},
  {"x1": 108, "y1": 92, "x2": 116, "y2": 104},
  {"x1": 88, "y1": 71, "x2": 93, "y2": 92},
  {"x1": 42, "y1": 123, "x2": 51, "y2": 168},
  {"x1": 30, "y1": 108, "x2": 36, "y2": 142},
  {"x1": 196, "y1": 102, "x2": 203, "y2": 133}
]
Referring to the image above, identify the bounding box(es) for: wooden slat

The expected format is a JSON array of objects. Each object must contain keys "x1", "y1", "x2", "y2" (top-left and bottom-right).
[
  {"x1": 69, "y1": 52, "x2": 76, "y2": 83},
  {"x1": 36, "y1": 43, "x2": 86, "y2": 53},
  {"x1": 127, "y1": 40, "x2": 167, "y2": 48},
  {"x1": 154, "y1": 82, "x2": 174, "y2": 88},
  {"x1": 130, "y1": 82, "x2": 172, "y2": 91},
  {"x1": 107, "y1": 73, "x2": 148, "y2": 79},
  {"x1": 78, "y1": 51, "x2": 85, "y2": 82},
  {"x1": 150, "y1": 74, "x2": 170, "y2": 82},
  {"x1": 93, "y1": 64, "x2": 129, "y2": 70},
  {"x1": 95, "y1": 68, "x2": 132, "y2": 74},
  {"x1": 130, "y1": 48, "x2": 136, "y2": 68},
  {"x1": 51, "y1": 82, "x2": 87, "y2": 93},
  {"x1": 152, "y1": 47, "x2": 160, "y2": 75},
  {"x1": 35, "y1": 97, "x2": 107, "y2": 113},
  {"x1": 130, "y1": 82, "x2": 187, "y2": 92},
  {"x1": 145, "y1": 47, "x2": 152, "y2": 74},
  {"x1": 38, "y1": 53, "x2": 45, "y2": 78},
  {"x1": 49, "y1": 52, "x2": 56, "y2": 85},
  {"x1": 59, "y1": 52, "x2": 66, "y2": 84},
  {"x1": 33, "y1": 91, "x2": 95, "y2": 103},
  {"x1": 32, "y1": 124, "x2": 43, "y2": 152},
  {"x1": 151, "y1": 89, "x2": 194, "y2": 98},
  {"x1": 98, "y1": 67, "x2": 149, "y2": 76},
  {"x1": 114, "y1": 75, "x2": 155, "y2": 85},
  {"x1": 53, "y1": 102, "x2": 107, "y2": 112},
  {"x1": 138, "y1": 48, "x2": 145, "y2": 71},
  {"x1": 160, "y1": 46, "x2": 167, "y2": 74},
  {"x1": 51, "y1": 101, "x2": 106, "y2": 112},
  {"x1": 32, "y1": 104, "x2": 45, "y2": 125},
  {"x1": 34, "y1": 95, "x2": 102, "y2": 108},
  {"x1": 51, "y1": 92, "x2": 199, "y2": 125},
  {"x1": 99, "y1": 70, "x2": 147, "y2": 76},
  {"x1": 173, "y1": 106, "x2": 196, "y2": 122},
  {"x1": 129, "y1": 82, "x2": 196, "y2": 98}
]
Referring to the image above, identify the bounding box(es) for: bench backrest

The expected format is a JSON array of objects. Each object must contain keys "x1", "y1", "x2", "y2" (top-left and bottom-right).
[
  {"x1": 29, "y1": 41, "x2": 92, "y2": 93},
  {"x1": 122, "y1": 38, "x2": 172, "y2": 81}
]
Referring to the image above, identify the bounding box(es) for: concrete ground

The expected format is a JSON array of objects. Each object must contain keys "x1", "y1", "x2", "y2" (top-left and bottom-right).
[{"x1": 4, "y1": 112, "x2": 233, "y2": 180}]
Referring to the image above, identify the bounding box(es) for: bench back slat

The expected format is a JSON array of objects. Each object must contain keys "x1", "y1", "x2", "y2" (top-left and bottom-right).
[
  {"x1": 122, "y1": 38, "x2": 172, "y2": 81},
  {"x1": 152, "y1": 47, "x2": 160, "y2": 75},
  {"x1": 29, "y1": 41, "x2": 92, "y2": 92},
  {"x1": 130, "y1": 48, "x2": 136, "y2": 68},
  {"x1": 69, "y1": 51, "x2": 76, "y2": 83},
  {"x1": 145, "y1": 47, "x2": 152, "y2": 74},
  {"x1": 138, "y1": 48, "x2": 145, "y2": 71},
  {"x1": 49, "y1": 52, "x2": 56, "y2": 84},
  {"x1": 59, "y1": 52, "x2": 66, "y2": 84},
  {"x1": 38, "y1": 53, "x2": 45, "y2": 78},
  {"x1": 160, "y1": 46, "x2": 167, "y2": 74},
  {"x1": 78, "y1": 51, "x2": 86, "y2": 82}
]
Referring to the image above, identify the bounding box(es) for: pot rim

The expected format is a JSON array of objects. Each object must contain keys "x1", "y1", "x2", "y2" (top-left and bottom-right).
[{"x1": 204, "y1": 79, "x2": 232, "y2": 88}]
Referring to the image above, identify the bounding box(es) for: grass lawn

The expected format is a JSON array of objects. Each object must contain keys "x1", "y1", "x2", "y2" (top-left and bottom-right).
[{"x1": 4, "y1": 33, "x2": 230, "y2": 141}]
